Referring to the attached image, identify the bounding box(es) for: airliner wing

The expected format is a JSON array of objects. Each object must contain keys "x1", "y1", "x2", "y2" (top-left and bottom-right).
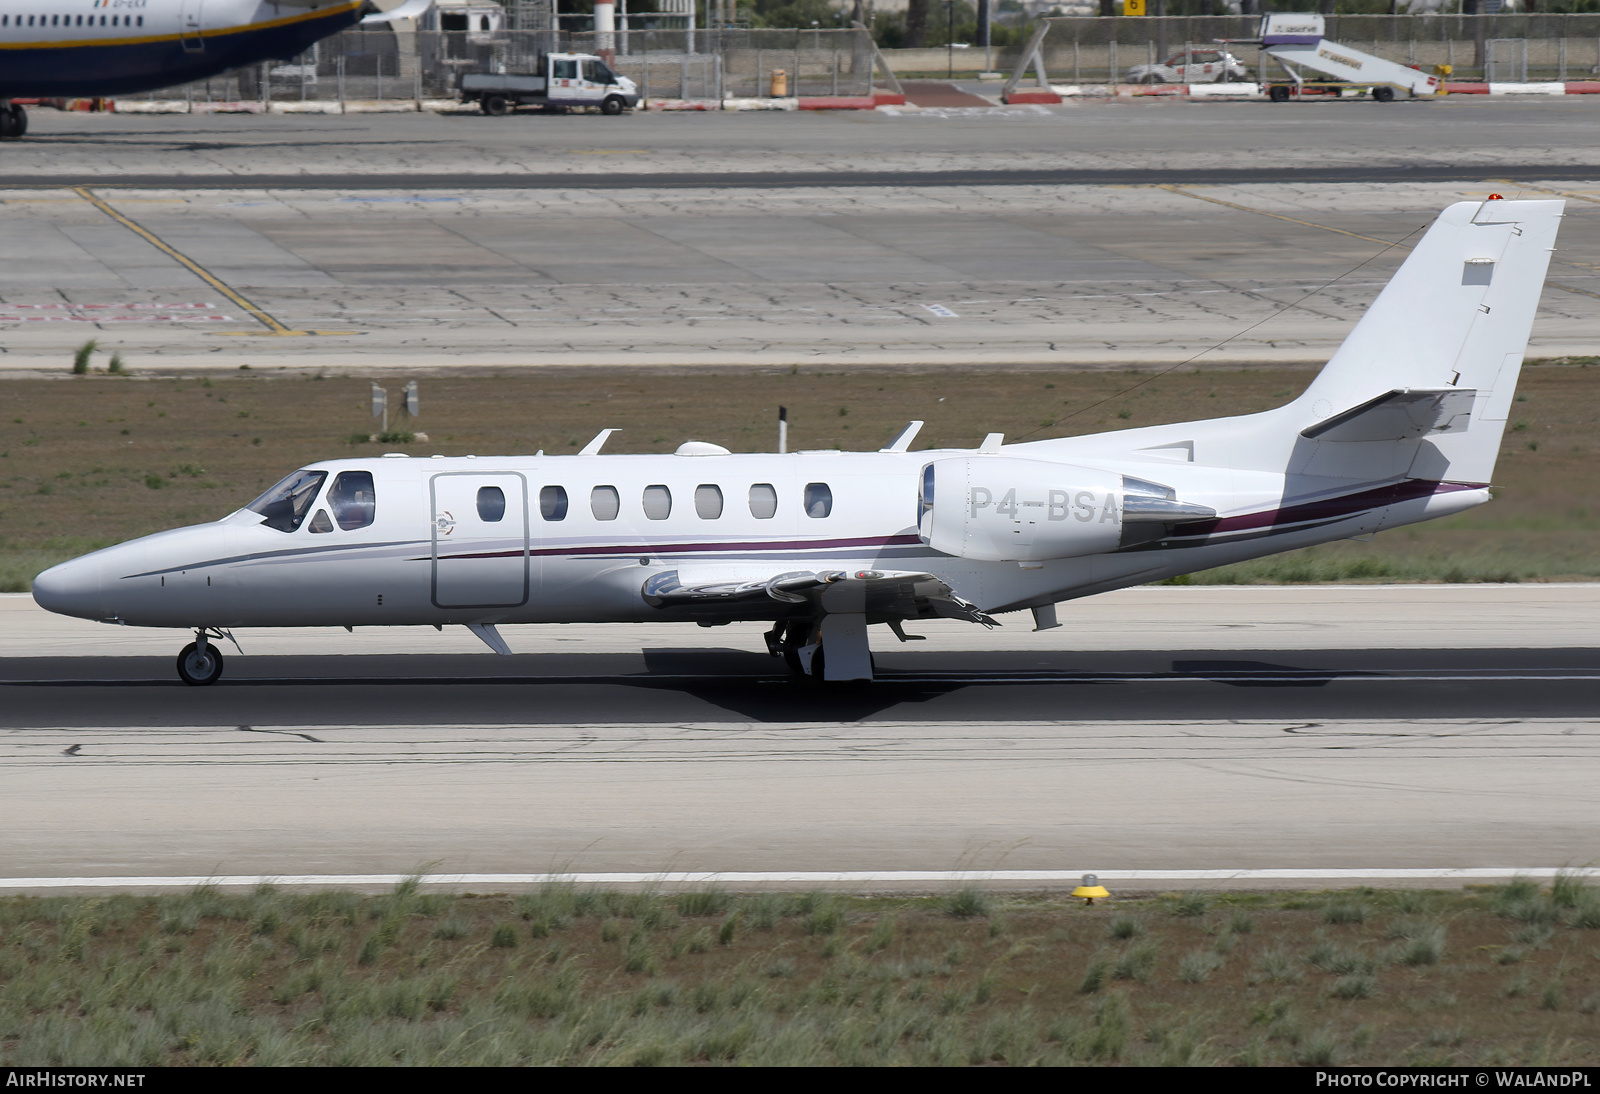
[{"x1": 641, "y1": 568, "x2": 996, "y2": 625}]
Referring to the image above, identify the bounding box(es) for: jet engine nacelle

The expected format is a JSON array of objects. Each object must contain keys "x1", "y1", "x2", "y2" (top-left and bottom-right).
[{"x1": 918, "y1": 457, "x2": 1124, "y2": 562}]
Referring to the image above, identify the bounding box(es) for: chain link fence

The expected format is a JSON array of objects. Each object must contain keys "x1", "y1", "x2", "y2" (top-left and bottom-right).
[
  {"x1": 1014, "y1": 14, "x2": 1600, "y2": 85},
  {"x1": 116, "y1": 27, "x2": 878, "y2": 105}
]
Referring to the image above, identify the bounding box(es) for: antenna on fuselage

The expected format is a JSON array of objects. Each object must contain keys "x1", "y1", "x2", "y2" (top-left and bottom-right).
[
  {"x1": 880, "y1": 420, "x2": 924, "y2": 452},
  {"x1": 778, "y1": 406, "x2": 788, "y2": 454},
  {"x1": 579, "y1": 428, "x2": 620, "y2": 455}
]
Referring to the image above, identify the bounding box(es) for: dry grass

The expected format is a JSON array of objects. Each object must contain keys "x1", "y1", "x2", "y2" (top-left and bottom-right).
[
  {"x1": 3, "y1": 881, "x2": 1600, "y2": 1066},
  {"x1": 2, "y1": 362, "x2": 1597, "y2": 590}
]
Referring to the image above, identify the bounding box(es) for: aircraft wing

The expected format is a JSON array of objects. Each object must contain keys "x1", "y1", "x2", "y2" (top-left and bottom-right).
[
  {"x1": 361, "y1": 0, "x2": 435, "y2": 23},
  {"x1": 641, "y1": 567, "x2": 997, "y2": 625}
]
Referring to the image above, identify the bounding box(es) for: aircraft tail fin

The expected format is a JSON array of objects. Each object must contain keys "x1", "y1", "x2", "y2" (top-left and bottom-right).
[{"x1": 1293, "y1": 197, "x2": 1563, "y2": 485}]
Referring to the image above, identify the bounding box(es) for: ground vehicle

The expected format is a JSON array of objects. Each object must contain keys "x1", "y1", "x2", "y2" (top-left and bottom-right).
[
  {"x1": 1239, "y1": 14, "x2": 1443, "y2": 102},
  {"x1": 1125, "y1": 49, "x2": 1249, "y2": 85},
  {"x1": 459, "y1": 53, "x2": 640, "y2": 115}
]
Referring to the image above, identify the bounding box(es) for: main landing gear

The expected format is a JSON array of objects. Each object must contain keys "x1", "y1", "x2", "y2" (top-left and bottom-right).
[
  {"x1": 0, "y1": 103, "x2": 27, "y2": 141},
  {"x1": 176, "y1": 629, "x2": 233, "y2": 686},
  {"x1": 764, "y1": 616, "x2": 875, "y2": 683}
]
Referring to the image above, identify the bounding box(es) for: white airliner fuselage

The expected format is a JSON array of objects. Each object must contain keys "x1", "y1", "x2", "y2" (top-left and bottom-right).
[{"x1": 31, "y1": 199, "x2": 1565, "y2": 683}]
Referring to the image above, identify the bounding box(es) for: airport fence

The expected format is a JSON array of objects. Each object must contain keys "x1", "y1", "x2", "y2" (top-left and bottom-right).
[
  {"x1": 1009, "y1": 14, "x2": 1600, "y2": 85},
  {"x1": 116, "y1": 27, "x2": 879, "y2": 106}
]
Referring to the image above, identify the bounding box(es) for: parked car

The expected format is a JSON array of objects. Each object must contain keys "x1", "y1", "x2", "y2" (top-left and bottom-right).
[{"x1": 1125, "y1": 49, "x2": 1250, "y2": 84}]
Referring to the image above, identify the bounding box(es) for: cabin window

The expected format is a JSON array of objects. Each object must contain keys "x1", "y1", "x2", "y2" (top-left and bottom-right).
[
  {"x1": 440, "y1": 12, "x2": 467, "y2": 30},
  {"x1": 804, "y1": 483, "x2": 833, "y2": 518},
  {"x1": 642, "y1": 485, "x2": 672, "y2": 520},
  {"x1": 540, "y1": 485, "x2": 568, "y2": 521},
  {"x1": 52, "y1": 14, "x2": 59, "y2": 25},
  {"x1": 553, "y1": 58, "x2": 578, "y2": 79},
  {"x1": 137, "y1": 15, "x2": 142, "y2": 25},
  {"x1": 748, "y1": 483, "x2": 777, "y2": 519},
  {"x1": 246, "y1": 469, "x2": 327, "y2": 533},
  {"x1": 327, "y1": 471, "x2": 376, "y2": 531},
  {"x1": 477, "y1": 486, "x2": 506, "y2": 522},
  {"x1": 111, "y1": 15, "x2": 117, "y2": 25},
  {"x1": 694, "y1": 485, "x2": 723, "y2": 520},
  {"x1": 591, "y1": 485, "x2": 620, "y2": 521},
  {"x1": 307, "y1": 509, "x2": 334, "y2": 534}
]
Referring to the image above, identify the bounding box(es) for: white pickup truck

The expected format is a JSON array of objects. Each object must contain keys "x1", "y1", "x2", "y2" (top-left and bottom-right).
[{"x1": 459, "y1": 53, "x2": 641, "y2": 115}]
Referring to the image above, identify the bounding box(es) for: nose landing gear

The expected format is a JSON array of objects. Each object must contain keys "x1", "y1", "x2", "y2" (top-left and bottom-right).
[
  {"x1": 176, "y1": 629, "x2": 237, "y2": 686},
  {"x1": 0, "y1": 103, "x2": 26, "y2": 141}
]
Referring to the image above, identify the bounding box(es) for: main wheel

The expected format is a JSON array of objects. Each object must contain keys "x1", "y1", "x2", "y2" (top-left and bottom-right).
[
  {"x1": 176, "y1": 642, "x2": 224, "y2": 686},
  {"x1": 1371, "y1": 86, "x2": 1395, "y2": 103},
  {"x1": 482, "y1": 94, "x2": 509, "y2": 116},
  {"x1": 1269, "y1": 84, "x2": 1291, "y2": 103},
  {"x1": 601, "y1": 96, "x2": 625, "y2": 116},
  {"x1": 0, "y1": 104, "x2": 25, "y2": 141}
]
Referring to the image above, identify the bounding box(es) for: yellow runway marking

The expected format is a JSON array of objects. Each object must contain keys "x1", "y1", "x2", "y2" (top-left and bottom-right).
[{"x1": 71, "y1": 186, "x2": 357, "y2": 337}]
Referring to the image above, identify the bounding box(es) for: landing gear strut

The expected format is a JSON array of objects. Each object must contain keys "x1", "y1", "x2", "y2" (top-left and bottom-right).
[
  {"x1": 0, "y1": 103, "x2": 26, "y2": 141},
  {"x1": 176, "y1": 630, "x2": 228, "y2": 686},
  {"x1": 764, "y1": 619, "x2": 808, "y2": 675},
  {"x1": 765, "y1": 615, "x2": 874, "y2": 682}
]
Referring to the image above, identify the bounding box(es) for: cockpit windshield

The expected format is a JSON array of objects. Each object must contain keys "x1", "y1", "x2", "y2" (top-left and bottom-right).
[{"x1": 246, "y1": 469, "x2": 327, "y2": 532}]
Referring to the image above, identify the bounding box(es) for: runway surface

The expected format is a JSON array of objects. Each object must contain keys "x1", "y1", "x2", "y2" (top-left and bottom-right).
[
  {"x1": 2, "y1": 587, "x2": 1597, "y2": 887},
  {"x1": 11, "y1": 165, "x2": 1600, "y2": 190},
  {"x1": 2, "y1": 102, "x2": 1599, "y2": 371}
]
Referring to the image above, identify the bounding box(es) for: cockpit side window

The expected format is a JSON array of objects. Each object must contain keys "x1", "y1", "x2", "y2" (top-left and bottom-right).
[
  {"x1": 327, "y1": 471, "x2": 376, "y2": 530},
  {"x1": 246, "y1": 469, "x2": 327, "y2": 533}
]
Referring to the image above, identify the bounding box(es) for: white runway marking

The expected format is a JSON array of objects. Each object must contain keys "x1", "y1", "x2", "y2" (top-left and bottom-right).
[{"x1": 0, "y1": 868, "x2": 1586, "y2": 891}]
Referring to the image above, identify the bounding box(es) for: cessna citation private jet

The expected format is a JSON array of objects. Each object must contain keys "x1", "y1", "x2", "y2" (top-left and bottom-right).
[
  {"x1": 0, "y1": 0, "x2": 431, "y2": 139},
  {"x1": 32, "y1": 198, "x2": 1563, "y2": 684}
]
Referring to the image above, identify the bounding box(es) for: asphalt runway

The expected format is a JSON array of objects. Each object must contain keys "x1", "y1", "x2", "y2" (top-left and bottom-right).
[
  {"x1": 3, "y1": 587, "x2": 1597, "y2": 886},
  {"x1": 13, "y1": 96, "x2": 1600, "y2": 180},
  {"x1": 3, "y1": 648, "x2": 1599, "y2": 726}
]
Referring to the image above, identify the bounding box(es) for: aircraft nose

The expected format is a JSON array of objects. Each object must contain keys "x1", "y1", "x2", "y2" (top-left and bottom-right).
[{"x1": 32, "y1": 554, "x2": 107, "y2": 621}]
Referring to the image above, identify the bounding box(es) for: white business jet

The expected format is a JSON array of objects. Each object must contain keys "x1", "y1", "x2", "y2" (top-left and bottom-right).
[
  {"x1": 33, "y1": 198, "x2": 1562, "y2": 684},
  {"x1": 0, "y1": 0, "x2": 432, "y2": 139}
]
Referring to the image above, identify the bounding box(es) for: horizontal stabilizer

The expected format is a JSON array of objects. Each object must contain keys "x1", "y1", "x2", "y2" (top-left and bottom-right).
[{"x1": 1301, "y1": 388, "x2": 1476, "y2": 443}]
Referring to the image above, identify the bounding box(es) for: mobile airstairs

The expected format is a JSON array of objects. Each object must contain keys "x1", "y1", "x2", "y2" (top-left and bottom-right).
[{"x1": 1229, "y1": 13, "x2": 1445, "y2": 102}]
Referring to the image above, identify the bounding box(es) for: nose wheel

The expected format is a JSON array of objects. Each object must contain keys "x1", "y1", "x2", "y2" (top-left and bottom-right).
[
  {"x1": 176, "y1": 634, "x2": 226, "y2": 686},
  {"x1": 0, "y1": 103, "x2": 25, "y2": 141}
]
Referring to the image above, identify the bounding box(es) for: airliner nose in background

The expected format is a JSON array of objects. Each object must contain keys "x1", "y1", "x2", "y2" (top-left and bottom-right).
[{"x1": 0, "y1": 0, "x2": 432, "y2": 138}]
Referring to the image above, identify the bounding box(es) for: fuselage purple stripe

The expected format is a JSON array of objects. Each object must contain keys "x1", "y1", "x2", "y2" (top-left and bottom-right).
[
  {"x1": 433, "y1": 533, "x2": 925, "y2": 563},
  {"x1": 1172, "y1": 479, "x2": 1482, "y2": 538}
]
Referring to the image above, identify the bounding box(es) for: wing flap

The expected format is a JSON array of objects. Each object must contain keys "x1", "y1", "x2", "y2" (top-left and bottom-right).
[{"x1": 641, "y1": 568, "x2": 996, "y2": 625}]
